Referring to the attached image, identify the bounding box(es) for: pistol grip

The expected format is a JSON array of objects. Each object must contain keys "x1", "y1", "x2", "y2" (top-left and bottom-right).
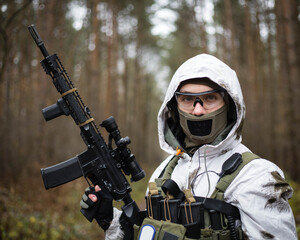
[{"x1": 80, "y1": 207, "x2": 99, "y2": 222}]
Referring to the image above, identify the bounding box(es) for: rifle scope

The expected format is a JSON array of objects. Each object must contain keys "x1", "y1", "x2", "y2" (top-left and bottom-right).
[{"x1": 101, "y1": 116, "x2": 145, "y2": 182}]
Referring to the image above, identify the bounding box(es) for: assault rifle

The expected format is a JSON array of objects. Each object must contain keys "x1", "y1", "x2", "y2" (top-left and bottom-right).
[{"x1": 28, "y1": 24, "x2": 145, "y2": 227}]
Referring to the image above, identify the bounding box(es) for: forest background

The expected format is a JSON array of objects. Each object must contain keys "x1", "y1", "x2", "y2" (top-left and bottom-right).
[{"x1": 0, "y1": 0, "x2": 299, "y2": 239}]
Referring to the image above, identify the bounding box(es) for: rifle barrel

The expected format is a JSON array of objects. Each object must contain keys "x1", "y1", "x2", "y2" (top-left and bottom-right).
[{"x1": 28, "y1": 24, "x2": 49, "y2": 57}]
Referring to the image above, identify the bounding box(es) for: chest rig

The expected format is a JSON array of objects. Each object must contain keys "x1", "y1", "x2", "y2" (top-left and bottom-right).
[{"x1": 134, "y1": 152, "x2": 259, "y2": 240}]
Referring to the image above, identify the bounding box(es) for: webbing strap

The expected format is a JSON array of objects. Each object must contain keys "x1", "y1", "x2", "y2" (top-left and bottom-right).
[
  {"x1": 211, "y1": 152, "x2": 260, "y2": 200},
  {"x1": 161, "y1": 155, "x2": 180, "y2": 182},
  {"x1": 155, "y1": 155, "x2": 180, "y2": 195}
]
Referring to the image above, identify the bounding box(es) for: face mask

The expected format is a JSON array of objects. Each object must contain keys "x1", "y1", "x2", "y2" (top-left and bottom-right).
[{"x1": 178, "y1": 104, "x2": 228, "y2": 147}]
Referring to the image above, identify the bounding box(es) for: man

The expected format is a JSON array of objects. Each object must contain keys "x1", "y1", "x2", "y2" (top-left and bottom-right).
[{"x1": 81, "y1": 54, "x2": 297, "y2": 239}]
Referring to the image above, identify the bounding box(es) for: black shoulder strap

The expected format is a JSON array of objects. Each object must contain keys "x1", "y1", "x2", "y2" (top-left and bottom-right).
[
  {"x1": 194, "y1": 196, "x2": 241, "y2": 219},
  {"x1": 211, "y1": 152, "x2": 260, "y2": 200}
]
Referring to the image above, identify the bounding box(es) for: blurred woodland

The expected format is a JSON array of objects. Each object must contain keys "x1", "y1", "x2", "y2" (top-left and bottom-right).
[{"x1": 0, "y1": 0, "x2": 299, "y2": 239}]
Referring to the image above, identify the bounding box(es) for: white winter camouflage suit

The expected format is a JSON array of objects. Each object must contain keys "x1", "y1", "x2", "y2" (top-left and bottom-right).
[{"x1": 105, "y1": 54, "x2": 297, "y2": 240}]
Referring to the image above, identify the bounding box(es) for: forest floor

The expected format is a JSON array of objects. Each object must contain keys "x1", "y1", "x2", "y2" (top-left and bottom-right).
[
  {"x1": 0, "y1": 175, "x2": 299, "y2": 239},
  {"x1": 0, "y1": 174, "x2": 149, "y2": 240}
]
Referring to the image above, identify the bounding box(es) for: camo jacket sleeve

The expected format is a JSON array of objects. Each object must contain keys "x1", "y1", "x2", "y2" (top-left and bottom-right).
[{"x1": 225, "y1": 159, "x2": 297, "y2": 240}]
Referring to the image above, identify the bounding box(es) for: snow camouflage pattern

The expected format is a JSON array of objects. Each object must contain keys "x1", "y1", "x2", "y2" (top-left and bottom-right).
[{"x1": 105, "y1": 54, "x2": 297, "y2": 240}]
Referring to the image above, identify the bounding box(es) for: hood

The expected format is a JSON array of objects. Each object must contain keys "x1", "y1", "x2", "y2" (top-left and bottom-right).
[{"x1": 157, "y1": 54, "x2": 245, "y2": 156}]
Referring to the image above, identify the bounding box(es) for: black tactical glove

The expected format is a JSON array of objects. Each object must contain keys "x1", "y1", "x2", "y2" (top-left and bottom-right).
[{"x1": 80, "y1": 186, "x2": 113, "y2": 231}]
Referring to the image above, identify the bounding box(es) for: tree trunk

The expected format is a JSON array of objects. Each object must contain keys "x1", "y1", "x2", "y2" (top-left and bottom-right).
[
  {"x1": 243, "y1": 0, "x2": 258, "y2": 149},
  {"x1": 87, "y1": 0, "x2": 102, "y2": 120},
  {"x1": 275, "y1": 0, "x2": 300, "y2": 180},
  {"x1": 224, "y1": 0, "x2": 238, "y2": 70}
]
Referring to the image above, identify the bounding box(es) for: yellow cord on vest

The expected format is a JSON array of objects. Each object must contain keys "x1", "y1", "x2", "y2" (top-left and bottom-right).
[
  {"x1": 184, "y1": 202, "x2": 194, "y2": 224},
  {"x1": 184, "y1": 189, "x2": 195, "y2": 224},
  {"x1": 147, "y1": 195, "x2": 153, "y2": 219},
  {"x1": 163, "y1": 198, "x2": 172, "y2": 222},
  {"x1": 147, "y1": 182, "x2": 159, "y2": 219}
]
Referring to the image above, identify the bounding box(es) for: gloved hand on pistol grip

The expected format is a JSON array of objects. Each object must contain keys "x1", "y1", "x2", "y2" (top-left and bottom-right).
[{"x1": 80, "y1": 185, "x2": 113, "y2": 231}]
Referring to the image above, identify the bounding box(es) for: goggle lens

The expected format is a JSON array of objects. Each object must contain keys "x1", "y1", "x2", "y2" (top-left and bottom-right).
[{"x1": 175, "y1": 89, "x2": 224, "y2": 111}]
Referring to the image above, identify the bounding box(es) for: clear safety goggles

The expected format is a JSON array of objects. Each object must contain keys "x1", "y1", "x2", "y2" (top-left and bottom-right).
[{"x1": 175, "y1": 89, "x2": 225, "y2": 111}]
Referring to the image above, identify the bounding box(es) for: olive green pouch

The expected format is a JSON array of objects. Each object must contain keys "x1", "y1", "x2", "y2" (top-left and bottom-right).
[
  {"x1": 211, "y1": 229, "x2": 231, "y2": 240},
  {"x1": 133, "y1": 224, "x2": 140, "y2": 240},
  {"x1": 158, "y1": 221, "x2": 186, "y2": 240},
  {"x1": 136, "y1": 218, "x2": 163, "y2": 240}
]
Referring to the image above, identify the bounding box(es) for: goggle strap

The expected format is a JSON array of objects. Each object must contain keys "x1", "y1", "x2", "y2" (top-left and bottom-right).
[{"x1": 175, "y1": 89, "x2": 222, "y2": 97}]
